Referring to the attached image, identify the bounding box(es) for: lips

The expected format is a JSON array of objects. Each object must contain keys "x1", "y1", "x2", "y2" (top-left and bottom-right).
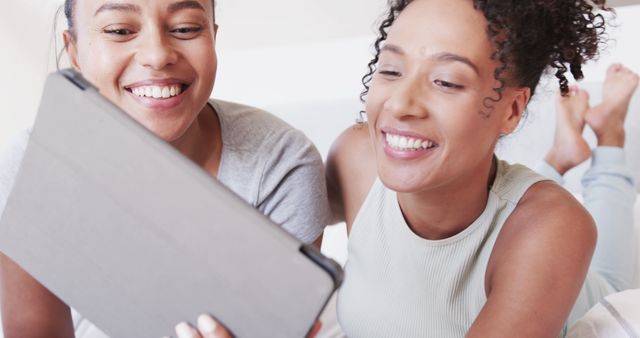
[
  {"x1": 124, "y1": 79, "x2": 190, "y2": 100},
  {"x1": 385, "y1": 132, "x2": 438, "y2": 151},
  {"x1": 380, "y1": 128, "x2": 439, "y2": 161},
  {"x1": 123, "y1": 79, "x2": 191, "y2": 110},
  {"x1": 382, "y1": 128, "x2": 439, "y2": 151},
  {"x1": 129, "y1": 84, "x2": 185, "y2": 99}
]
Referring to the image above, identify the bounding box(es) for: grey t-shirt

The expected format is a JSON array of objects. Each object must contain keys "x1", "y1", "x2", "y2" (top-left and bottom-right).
[
  {"x1": 0, "y1": 99, "x2": 330, "y2": 336},
  {"x1": 212, "y1": 99, "x2": 329, "y2": 243}
]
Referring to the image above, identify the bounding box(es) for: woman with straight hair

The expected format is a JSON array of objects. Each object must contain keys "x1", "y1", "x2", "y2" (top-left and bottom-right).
[{"x1": 0, "y1": 0, "x2": 331, "y2": 337}]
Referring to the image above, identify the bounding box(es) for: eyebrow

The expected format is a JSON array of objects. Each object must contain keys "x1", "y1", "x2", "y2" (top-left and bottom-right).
[
  {"x1": 167, "y1": 0, "x2": 206, "y2": 14},
  {"x1": 380, "y1": 44, "x2": 404, "y2": 56},
  {"x1": 381, "y1": 44, "x2": 480, "y2": 75},
  {"x1": 94, "y1": 3, "x2": 141, "y2": 16},
  {"x1": 94, "y1": 1, "x2": 205, "y2": 17}
]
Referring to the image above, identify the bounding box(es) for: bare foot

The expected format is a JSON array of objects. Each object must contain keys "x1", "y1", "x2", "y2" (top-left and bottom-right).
[
  {"x1": 585, "y1": 63, "x2": 639, "y2": 147},
  {"x1": 544, "y1": 85, "x2": 592, "y2": 175}
]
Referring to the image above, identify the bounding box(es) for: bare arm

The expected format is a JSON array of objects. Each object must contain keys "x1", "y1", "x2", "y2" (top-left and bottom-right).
[
  {"x1": 467, "y1": 182, "x2": 596, "y2": 338},
  {"x1": 325, "y1": 123, "x2": 377, "y2": 231},
  {"x1": 0, "y1": 252, "x2": 74, "y2": 338}
]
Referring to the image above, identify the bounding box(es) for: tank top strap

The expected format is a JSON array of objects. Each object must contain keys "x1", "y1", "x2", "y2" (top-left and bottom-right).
[{"x1": 491, "y1": 160, "x2": 549, "y2": 204}]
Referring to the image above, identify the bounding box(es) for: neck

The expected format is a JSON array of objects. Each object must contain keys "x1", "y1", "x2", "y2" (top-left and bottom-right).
[
  {"x1": 398, "y1": 156, "x2": 497, "y2": 240},
  {"x1": 170, "y1": 103, "x2": 222, "y2": 176}
]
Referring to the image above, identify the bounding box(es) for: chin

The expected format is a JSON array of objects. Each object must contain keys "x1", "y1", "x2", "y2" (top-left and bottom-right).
[
  {"x1": 378, "y1": 170, "x2": 422, "y2": 194},
  {"x1": 142, "y1": 121, "x2": 185, "y2": 142},
  {"x1": 381, "y1": 163, "x2": 457, "y2": 195},
  {"x1": 159, "y1": 129, "x2": 186, "y2": 143}
]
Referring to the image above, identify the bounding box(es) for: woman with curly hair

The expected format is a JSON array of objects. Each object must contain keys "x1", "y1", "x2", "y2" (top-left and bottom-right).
[
  {"x1": 323, "y1": 0, "x2": 633, "y2": 337},
  {"x1": 174, "y1": 0, "x2": 635, "y2": 337}
]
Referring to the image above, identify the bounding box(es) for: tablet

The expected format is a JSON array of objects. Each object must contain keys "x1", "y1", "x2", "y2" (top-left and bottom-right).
[{"x1": 0, "y1": 69, "x2": 342, "y2": 338}]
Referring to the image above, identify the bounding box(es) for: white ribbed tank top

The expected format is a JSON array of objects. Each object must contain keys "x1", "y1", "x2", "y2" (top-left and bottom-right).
[{"x1": 337, "y1": 160, "x2": 549, "y2": 337}]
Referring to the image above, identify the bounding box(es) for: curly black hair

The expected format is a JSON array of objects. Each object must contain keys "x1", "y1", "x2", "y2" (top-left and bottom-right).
[{"x1": 360, "y1": 0, "x2": 611, "y2": 107}]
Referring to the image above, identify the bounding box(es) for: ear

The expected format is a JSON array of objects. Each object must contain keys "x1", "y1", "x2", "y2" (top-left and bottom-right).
[
  {"x1": 499, "y1": 87, "x2": 530, "y2": 135},
  {"x1": 63, "y1": 30, "x2": 81, "y2": 72}
]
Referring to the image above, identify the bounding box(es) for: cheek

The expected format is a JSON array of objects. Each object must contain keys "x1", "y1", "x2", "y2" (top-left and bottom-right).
[
  {"x1": 437, "y1": 100, "x2": 499, "y2": 147},
  {"x1": 364, "y1": 84, "x2": 386, "y2": 122},
  {"x1": 78, "y1": 41, "x2": 128, "y2": 90},
  {"x1": 188, "y1": 40, "x2": 217, "y2": 75},
  {"x1": 448, "y1": 115, "x2": 500, "y2": 156}
]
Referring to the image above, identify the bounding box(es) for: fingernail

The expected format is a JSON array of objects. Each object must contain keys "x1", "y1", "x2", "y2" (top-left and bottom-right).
[
  {"x1": 197, "y1": 314, "x2": 218, "y2": 333},
  {"x1": 175, "y1": 322, "x2": 195, "y2": 338}
]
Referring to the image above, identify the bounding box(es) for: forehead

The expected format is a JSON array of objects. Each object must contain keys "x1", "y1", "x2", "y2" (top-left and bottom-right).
[
  {"x1": 74, "y1": 0, "x2": 213, "y2": 19},
  {"x1": 387, "y1": 0, "x2": 493, "y2": 60}
]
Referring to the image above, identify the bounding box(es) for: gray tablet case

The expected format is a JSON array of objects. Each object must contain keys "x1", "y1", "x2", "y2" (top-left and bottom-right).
[{"x1": 0, "y1": 69, "x2": 342, "y2": 338}]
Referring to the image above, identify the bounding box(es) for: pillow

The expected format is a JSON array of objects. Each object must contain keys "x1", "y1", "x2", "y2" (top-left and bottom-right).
[{"x1": 566, "y1": 288, "x2": 640, "y2": 338}]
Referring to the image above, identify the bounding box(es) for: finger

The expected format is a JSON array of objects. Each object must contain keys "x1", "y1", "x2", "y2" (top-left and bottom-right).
[
  {"x1": 197, "y1": 314, "x2": 233, "y2": 338},
  {"x1": 308, "y1": 320, "x2": 322, "y2": 338},
  {"x1": 175, "y1": 321, "x2": 202, "y2": 338}
]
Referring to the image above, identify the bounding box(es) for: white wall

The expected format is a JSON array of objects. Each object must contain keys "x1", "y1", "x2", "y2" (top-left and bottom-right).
[{"x1": 0, "y1": 2, "x2": 63, "y2": 146}]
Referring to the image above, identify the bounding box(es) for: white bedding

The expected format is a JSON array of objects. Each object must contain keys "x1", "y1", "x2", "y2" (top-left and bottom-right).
[{"x1": 633, "y1": 196, "x2": 640, "y2": 288}]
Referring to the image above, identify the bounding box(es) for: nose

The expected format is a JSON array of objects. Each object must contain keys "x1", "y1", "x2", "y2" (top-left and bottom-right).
[
  {"x1": 134, "y1": 30, "x2": 178, "y2": 70},
  {"x1": 383, "y1": 75, "x2": 429, "y2": 120}
]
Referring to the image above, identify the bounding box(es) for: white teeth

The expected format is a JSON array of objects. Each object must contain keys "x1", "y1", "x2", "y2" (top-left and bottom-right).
[
  {"x1": 385, "y1": 132, "x2": 436, "y2": 151},
  {"x1": 130, "y1": 85, "x2": 184, "y2": 99},
  {"x1": 399, "y1": 137, "x2": 408, "y2": 148}
]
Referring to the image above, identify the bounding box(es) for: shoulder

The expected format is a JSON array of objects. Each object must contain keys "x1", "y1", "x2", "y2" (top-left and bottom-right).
[
  {"x1": 490, "y1": 161, "x2": 594, "y2": 244},
  {"x1": 212, "y1": 99, "x2": 310, "y2": 149},
  {"x1": 213, "y1": 98, "x2": 324, "y2": 193},
  {"x1": 326, "y1": 123, "x2": 377, "y2": 227},
  {"x1": 504, "y1": 180, "x2": 596, "y2": 244},
  {"x1": 206, "y1": 102, "x2": 329, "y2": 242},
  {"x1": 213, "y1": 99, "x2": 321, "y2": 175},
  {"x1": 487, "y1": 179, "x2": 596, "y2": 301},
  {"x1": 327, "y1": 122, "x2": 376, "y2": 183},
  {"x1": 471, "y1": 181, "x2": 596, "y2": 336}
]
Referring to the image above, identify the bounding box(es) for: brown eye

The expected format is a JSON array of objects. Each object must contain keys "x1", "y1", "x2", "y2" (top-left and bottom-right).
[
  {"x1": 102, "y1": 25, "x2": 137, "y2": 42},
  {"x1": 171, "y1": 26, "x2": 202, "y2": 39},
  {"x1": 104, "y1": 28, "x2": 133, "y2": 35},
  {"x1": 379, "y1": 70, "x2": 401, "y2": 77},
  {"x1": 434, "y1": 79, "x2": 463, "y2": 89}
]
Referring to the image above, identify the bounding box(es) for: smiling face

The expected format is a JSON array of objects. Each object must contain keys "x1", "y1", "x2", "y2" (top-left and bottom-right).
[
  {"x1": 365, "y1": 0, "x2": 529, "y2": 194},
  {"x1": 64, "y1": 0, "x2": 217, "y2": 141}
]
